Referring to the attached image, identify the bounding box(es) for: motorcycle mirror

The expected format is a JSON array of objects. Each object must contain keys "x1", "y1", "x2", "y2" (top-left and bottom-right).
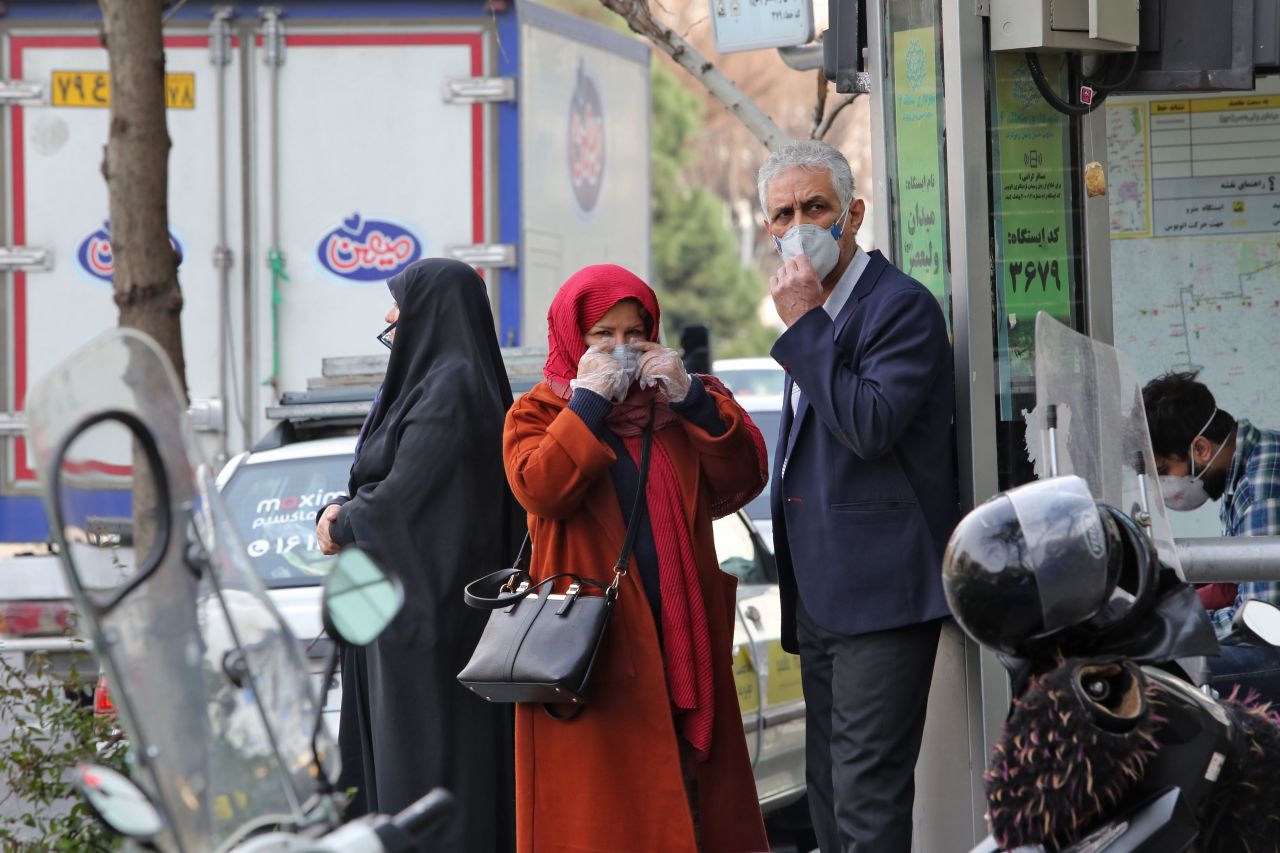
[
  {"x1": 321, "y1": 547, "x2": 404, "y2": 647},
  {"x1": 52, "y1": 414, "x2": 170, "y2": 613},
  {"x1": 72, "y1": 763, "x2": 164, "y2": 841},
  {"x1": 1235, "y1": 599, "x2": 1280, "y2": 647}
]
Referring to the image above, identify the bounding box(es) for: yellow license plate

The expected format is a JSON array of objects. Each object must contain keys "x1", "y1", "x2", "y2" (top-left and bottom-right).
[
  {"x1": 51, "y1": 71, "x2": 195, "y2": 110},
  {"x1": 766, "y1": 641, "x2": 804, "y2": 705},
  {"x1": 732, "y1": 644, "x2": 759, "y2": 714}
]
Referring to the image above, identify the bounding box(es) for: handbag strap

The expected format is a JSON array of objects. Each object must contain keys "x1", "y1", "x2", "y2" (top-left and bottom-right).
[
  {"x1": 465, "y1": 402, "x2": 656, "y2": 610},
  {"x1": 510, "y1": 531, "x2": 532, "y2": 572},
  {"x1": 463, "y1": 570, "x2": 609, "y2": 610},
  {"x1": 608, "y1": 401, "x2": 656, "y2": 596}
]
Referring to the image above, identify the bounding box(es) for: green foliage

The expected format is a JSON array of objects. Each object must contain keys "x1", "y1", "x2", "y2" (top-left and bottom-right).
[
  {"x1": 650, "y1": 65, "x2": 776, "y2": 359},
  {"x1": 0, "y1": 646, "x2": 128, "y2": 851}
]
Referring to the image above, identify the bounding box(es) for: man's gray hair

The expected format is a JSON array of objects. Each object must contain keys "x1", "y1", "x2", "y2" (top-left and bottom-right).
[{"x1": 757, "y1": 140, "x2": 855, "y2": 219}]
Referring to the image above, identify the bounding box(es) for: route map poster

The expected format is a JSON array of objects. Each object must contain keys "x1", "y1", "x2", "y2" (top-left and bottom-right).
[{"x1": 1106, "y1": 80, "x2": 1280, "y2": 536}]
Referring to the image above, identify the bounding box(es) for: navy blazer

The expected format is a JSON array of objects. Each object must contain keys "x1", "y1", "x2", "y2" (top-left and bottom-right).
[{"x1": 769, "y1": 250, "x2": 959, "y2": 652}]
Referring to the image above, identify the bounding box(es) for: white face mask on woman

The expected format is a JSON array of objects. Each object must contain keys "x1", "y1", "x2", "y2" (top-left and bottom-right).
[
  {"x1": 611, "y1": 343, "x2": 641, "y2": 387},
  {"x1": 772, "y1": 203, "x2": 850, "y2": 281},
  {"x1": 1159, "y1": 408, "x2": 1227, "y2": 511}
]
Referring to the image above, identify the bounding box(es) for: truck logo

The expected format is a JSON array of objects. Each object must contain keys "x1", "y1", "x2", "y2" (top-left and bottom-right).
[
  {"x1": 316, "y1": 213, "x2": 422, "y2": 283},
  {"x1": 568, "y1": 60, "x2": 605, "y2": 215},
  {"x1": 75, "y1": 221, "x2": 184, "y2": 284}
]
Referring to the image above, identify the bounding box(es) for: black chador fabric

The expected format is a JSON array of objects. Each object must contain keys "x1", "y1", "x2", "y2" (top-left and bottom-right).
[{"x1": 330, "y1": 258, "x2": 522, "y2": 851}]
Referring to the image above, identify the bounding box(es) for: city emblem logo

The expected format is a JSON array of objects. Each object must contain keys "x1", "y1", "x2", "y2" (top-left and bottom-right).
[
  {"x1": 904, "y1": 38, "x2": 926, "y2": 91},
  {"x1": 76, "y1": 221, "x2": 184, "y2": 285},
  {"x1": 315, "y1": 213, "x2": 422, "y2": 282},
  {"x1": 568, "y1": 60, "x2": 605, "y2": 215}
]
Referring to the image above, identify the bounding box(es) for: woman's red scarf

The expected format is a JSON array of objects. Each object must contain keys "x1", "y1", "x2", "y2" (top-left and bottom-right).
[{"x1": 544, "y1": 264, "x2": 746, "y2": 760}]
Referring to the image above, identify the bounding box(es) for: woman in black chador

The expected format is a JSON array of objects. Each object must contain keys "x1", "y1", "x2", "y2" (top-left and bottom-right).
[{"x1": 316, "y1": 258, "x2": 521, "y2": 851}]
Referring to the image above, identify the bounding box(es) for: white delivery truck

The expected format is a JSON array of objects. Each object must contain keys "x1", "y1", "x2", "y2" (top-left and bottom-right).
[{"x1": 0, "y1": 0, "x2": 651, "y2": 543}]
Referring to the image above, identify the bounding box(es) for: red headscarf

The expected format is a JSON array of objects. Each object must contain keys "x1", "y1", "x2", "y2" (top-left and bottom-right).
[
  {"x1": 542, "y1": 264, "x2": 740, "y2": 759},
  {"x1": 544, "y1": 264, "x2": 680, "y2": 434},
  {"x1": 545, "y1": 264, "x2": 660, "y2": 387}
]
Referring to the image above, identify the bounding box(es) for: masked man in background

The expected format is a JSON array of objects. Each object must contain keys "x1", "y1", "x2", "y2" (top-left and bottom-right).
[{"x1": 1145, "y1": 371, "x2": 1280, "y2": 700}]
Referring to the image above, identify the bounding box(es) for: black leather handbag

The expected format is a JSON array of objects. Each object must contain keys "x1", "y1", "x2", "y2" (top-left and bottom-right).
[{"x1": 457, "y1": 406, "x2": 653, "y2": 717}]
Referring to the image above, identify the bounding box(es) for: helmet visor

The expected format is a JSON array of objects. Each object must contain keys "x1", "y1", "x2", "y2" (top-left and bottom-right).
[{"x1": 1005, "y1": 475, "x2": 1112, "y2": 633}]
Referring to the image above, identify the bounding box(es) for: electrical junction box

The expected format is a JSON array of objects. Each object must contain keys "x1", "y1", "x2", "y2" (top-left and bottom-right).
[{"x1": 989, "y1": 0, "x2": 1140, "y2": 53}]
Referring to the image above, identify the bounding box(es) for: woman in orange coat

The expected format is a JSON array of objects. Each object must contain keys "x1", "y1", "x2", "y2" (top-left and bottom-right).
[{"x1": 503, "y1": 264, "x2": 771, "y2": 852}]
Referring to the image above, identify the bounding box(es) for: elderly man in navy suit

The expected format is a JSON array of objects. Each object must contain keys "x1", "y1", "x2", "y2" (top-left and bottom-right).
[{"x1": 760, "y1": 140, "x2": 959, "y2": 852}]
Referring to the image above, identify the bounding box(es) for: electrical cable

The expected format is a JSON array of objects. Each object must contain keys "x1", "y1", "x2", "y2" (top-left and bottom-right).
[
  {"x1": 1083, "y1": 50, "x2": 1139, "y2": 92},
  {"x1": 1026, "y1": 51, "x2": 1101, "y2": 116},
  {"x1": 1025, "y1": 48, "x2": 1140, "y2": 118}
]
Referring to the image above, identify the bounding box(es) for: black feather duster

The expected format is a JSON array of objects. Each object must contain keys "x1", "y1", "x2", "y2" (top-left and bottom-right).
[
  {"x1": 1201, "y1": 689, "x2": 1280, "y2": 853},
  {"x1": 985, "y1": 659, "x2": 1161, "y2": 850}
]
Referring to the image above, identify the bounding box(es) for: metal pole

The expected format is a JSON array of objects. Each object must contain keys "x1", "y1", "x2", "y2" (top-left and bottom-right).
[
  {"x1": 1080, "y1": 105, "x2": 1114, "y2": 344},
  {"x1": 260, "y1": 6, "x2": 284, "y2": 395},
  {"x1": 239, "y1": 19, "x2": 255, "y2": 452},
  {"x1": 211, "y1": 7, "x2": 233, "y2": 463},
  {"x1": 939, "y1": 0, "x2": 1005, "y2": 839},
  {"x1": 1176, "y1": 537, "x2": 1280, "y2": 583},
  {"x1": 262, "y1": 8, "x2": 281, "y2": 252},
  {"x1": 1046, "y1": 403, "x2": 1060, "y2": 477},
  {"x1": 1133, "y1": 451, "x2": 1153, "y2": 530},
  {"x1": 0, "y1": 414, "x2": 25, "y2": 437}
]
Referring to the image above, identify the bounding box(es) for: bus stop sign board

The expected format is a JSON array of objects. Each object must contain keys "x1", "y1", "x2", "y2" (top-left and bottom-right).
[{"x1": 709, "y1": 0, "x2": 814, "y2": 54}]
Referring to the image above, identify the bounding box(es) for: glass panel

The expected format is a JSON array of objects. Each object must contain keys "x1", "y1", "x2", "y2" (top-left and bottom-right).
[
  {"x1": 884, "y1": 0, "x2": 951, "y2": 325},
  {"x1": 24, "y1": 330, "x2": 331, "y2": 850},
  {"x1": 741, "y1": 407, "x2": 782, "y2": 522},
  {"x1": 712, "y1": 512, "x2": 770, "y2": 585},
  {"x1": 56, "y1": 420, "x2": 148, "y2": 605},
  {"x1": 988, "y1": 51, "x2": 1086, "y2": 488}
]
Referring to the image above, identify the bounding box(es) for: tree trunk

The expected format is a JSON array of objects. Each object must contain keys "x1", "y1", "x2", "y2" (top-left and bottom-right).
[
  {"x1": 98, "y1": 0, "x2": 185, "y2": 592},
  {"x1": 100, "y1": 0, "x2": 186, "y2": 394}
]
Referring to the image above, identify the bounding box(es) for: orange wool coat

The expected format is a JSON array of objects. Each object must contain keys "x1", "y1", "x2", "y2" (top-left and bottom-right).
[{"x1": 503, "y1": 381, "x2": 770, "y2": 853}]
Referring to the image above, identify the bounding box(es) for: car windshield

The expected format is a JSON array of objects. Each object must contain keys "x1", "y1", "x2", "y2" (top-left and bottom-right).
[
  {"x1": 743, "y1": 408, "x2": 782, "y2": 521},
  {"x1": 221, "y1": 455, "x2": 352, "y2": 588},
  {"x1": 719, "y1": 368, "x2": 785, "y2": 398}
]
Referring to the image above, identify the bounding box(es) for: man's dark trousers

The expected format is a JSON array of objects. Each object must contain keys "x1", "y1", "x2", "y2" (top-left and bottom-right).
[{"x1": 797, "y1": 601, "x2": 941, "y2": 852}]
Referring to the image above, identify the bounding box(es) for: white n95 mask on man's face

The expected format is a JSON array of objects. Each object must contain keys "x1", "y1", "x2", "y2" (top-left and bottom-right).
[
  {"x1": 1159, "y1": 475, "x2": 1212, "y2": 512},
  {"x1": 1158, "y1": 407, "x2": 1227, "y2": 512},
  {"x1": 772, "y1": 204, "x2": 849, "y2": 281}
]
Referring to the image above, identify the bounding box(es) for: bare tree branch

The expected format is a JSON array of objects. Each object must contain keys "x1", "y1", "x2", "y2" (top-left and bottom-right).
[
  {"x1": 812, "y1": 93, "x2": 859, "y2": 141},
  {"x1": 598, "y1": 0, "x2": 790, "y2": 152},
  {"x1": 161, "y1": 0, "x2": 191, "y2": 24},
  {"x1": 680, "y1": 14, "x2": 709, "y2": 40},
  {"x1": 808, "y1": 68, "x2": 828, "y2": 140}
]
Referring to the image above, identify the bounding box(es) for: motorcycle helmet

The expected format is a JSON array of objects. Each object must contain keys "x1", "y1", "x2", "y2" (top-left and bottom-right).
[{"x1": 942, "y1": 476, "x2": 1159, "y2": 659}]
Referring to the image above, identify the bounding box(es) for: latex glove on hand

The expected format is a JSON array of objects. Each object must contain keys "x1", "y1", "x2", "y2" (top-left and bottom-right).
[
  {"x1": 634, "y1": 342, "x2": 692, "y2": 403},
  {"x1": 571, "y1": 340, "x2": 631, "y2": 402}
]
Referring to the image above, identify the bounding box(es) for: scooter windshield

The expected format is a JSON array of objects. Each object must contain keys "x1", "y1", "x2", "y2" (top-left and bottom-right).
[
  {"x1": 1026, "y1": 313, "x2": 1181, "y2": 576},
  {"x1": 25, "y1": 330, "x2": 336, "y2": 852}
]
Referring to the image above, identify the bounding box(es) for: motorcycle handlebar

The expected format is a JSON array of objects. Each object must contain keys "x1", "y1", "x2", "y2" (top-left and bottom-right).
[{"x1": 393, "y1": 787, "x2": 455, "y2": 839}]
